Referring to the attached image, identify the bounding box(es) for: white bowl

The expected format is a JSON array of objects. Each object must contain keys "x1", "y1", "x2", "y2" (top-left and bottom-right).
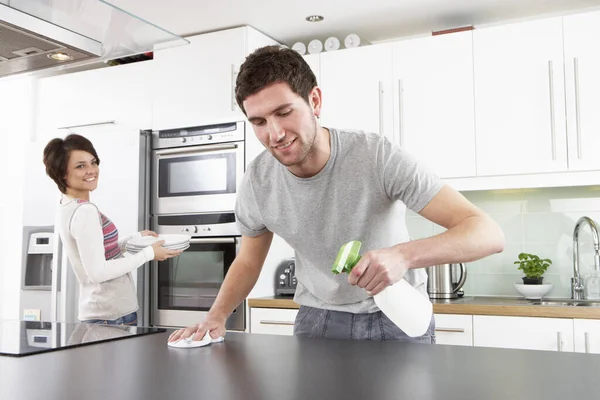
[{"x1": 514, "y1": 283, "x2": 553, "y2": 299}]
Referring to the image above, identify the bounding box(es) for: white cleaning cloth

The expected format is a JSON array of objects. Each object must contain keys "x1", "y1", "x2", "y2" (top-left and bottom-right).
[{"x1": 167, "y1": 331, "x2": 224, "y2": 348}]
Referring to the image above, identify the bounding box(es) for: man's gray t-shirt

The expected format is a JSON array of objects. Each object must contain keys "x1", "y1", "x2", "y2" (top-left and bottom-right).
[{"x1": 235, "y1": 128, "x2": 444, "y2": 313}]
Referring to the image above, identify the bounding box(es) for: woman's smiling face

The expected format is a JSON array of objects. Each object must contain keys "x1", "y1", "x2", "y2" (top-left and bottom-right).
[{"x1": 64, "y1": 150, "x2": 99, "y2": 197}]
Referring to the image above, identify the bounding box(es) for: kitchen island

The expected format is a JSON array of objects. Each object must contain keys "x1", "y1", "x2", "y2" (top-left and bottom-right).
[{"x1": 0, "y1": 330, "x2": 598, "y2": 400}]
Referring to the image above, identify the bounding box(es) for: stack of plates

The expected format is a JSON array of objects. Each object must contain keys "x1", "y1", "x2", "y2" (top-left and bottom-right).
[{"x1": 126, "y1": 234, "x2": 190, "y2": 254}]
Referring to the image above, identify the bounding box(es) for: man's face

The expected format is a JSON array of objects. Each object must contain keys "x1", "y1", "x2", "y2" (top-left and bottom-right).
[{"x1": 244, "y1": 82, "x2": 320, "y2": 168}]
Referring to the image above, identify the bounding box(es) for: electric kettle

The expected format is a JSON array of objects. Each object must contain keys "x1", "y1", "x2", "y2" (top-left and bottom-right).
[{"x1": 425, "y1": 263, "x2": 467, "y2": 299}]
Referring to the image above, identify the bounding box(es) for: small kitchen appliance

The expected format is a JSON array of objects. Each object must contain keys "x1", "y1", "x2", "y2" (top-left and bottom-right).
[
  {"x1": 425, "y1": 263, "x2": 468, "y2": 299},
  {"x1": 274, "y1": 259, "x2": 297, "y2": 296}
]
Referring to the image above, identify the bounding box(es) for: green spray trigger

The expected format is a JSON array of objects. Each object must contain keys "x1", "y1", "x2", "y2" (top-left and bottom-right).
[{"x1": 332, "y1": 240, "x2": 362, "y2": 274}]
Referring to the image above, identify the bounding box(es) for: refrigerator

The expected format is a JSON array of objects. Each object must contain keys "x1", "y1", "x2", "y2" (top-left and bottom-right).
[{"x1": 22, "y1": 125, "x2": 153, "y2": 325}]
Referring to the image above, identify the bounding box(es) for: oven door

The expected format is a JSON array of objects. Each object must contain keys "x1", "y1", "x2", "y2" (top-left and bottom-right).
[
  {"x1": 152, "y1": 141, "x2": 245, "y2": 215},
  {"x1": 151, "y1": 237, "x2": 245, "y2": 330}
]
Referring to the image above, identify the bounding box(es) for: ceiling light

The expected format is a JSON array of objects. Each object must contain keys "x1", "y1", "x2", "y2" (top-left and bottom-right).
[
  {"x1": 305, "y1": 15, "x2": 324, "y2": 22},
  {"x1": 47, "y1": 52, "x2": 74, "y2": 61}
]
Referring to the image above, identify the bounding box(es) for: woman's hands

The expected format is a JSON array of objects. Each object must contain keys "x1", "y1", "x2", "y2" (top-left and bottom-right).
[{"x1": 140, "y1": 231, "x2": 181, "y2": 261}]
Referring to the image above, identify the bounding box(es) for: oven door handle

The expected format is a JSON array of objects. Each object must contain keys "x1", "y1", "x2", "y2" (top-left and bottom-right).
[
  {"x1": 189, "y1": 238, "x2": 237, "y2": 244},
  {"x1": 155, "y1": 143, "x2": 238, "y2": 157}
]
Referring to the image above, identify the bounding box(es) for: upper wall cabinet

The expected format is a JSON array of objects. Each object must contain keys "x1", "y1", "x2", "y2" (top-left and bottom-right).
[
  {"x1": 151, "y1": 27, "x2": 278, "y2": 130},
  {"x1": 318, "y1": 44, "x2": 394, "y2": 142},
  {"x1": 392, "y1": 31, "x2": 476, "y2": 178},
  {"x1": 563, "y1": 10, "x2": 600, "y2": 171},
  {"x1": 473, "y1": 18, "x2": 567, "y2": 176},
  {"x1": 304, "y1": 54, "x2": 320, "y2": 85},
  {"x1": 35, "y1": 61, "x2": 153, "y2": 139}
]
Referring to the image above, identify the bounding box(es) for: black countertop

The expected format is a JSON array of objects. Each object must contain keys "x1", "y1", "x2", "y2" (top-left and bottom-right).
[
  {"x1": 1, "y1": 330, "x2": 599, "y2": 400},
  {"x1": 0, "y1": 320, "x2": 165, "y2": 357}
]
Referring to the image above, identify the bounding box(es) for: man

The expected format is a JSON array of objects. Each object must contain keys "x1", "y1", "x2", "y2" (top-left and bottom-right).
[{"x1": 168, "y1": 45, "x2": 504, "y2": 343}]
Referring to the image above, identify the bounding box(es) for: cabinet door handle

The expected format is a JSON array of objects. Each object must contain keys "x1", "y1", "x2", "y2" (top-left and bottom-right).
[
  {"x1": 585, "y1": 332, "x2": 590, "y2": 353},
  {"x1": 435, "y1": 328, "x2": 465, "y2": 333},
  {"x1": 231, "y1": 64, "x2": 238, "y2": 111},
  {"x1": 548, "y1": 60, "x2": 556, "y2": 161},
  {"x1": 573, "y1": 57, "x2": 582, "y2": 159},
  {"x1": 57, "y1": 120, "x2": 115, "y2": 130},
  {"x1": 557, "y1": 332, "x2": 563, "y2": 352},
  {"x1": 378, "y1": 81, "x2": 384, "y2": 137},
  {"x1": 397, "y1": 79, "x2": 404, "y2": 146},
  {"x1": 259, "y1": 320, "x2": 295, "y2": 326}
]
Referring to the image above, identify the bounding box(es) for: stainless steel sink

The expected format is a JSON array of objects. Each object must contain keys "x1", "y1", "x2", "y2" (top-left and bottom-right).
[
  {"x1": 530, "y1": 301, "x2": 579, "y2": 307},
  {"x1": 572, "y1": 301, "x2": 600, "y2": 307},
  {"x1": 529, "y1": 300, "x2": 600, "y2": 307}
]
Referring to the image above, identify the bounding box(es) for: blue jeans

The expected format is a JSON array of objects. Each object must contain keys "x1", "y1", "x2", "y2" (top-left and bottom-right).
[
  {"x1": 294, "y1": 306, "x2": 435, "y2": 343},
  {"x1": 83, "y1": 311, "x2": 138, "y2": 326}
]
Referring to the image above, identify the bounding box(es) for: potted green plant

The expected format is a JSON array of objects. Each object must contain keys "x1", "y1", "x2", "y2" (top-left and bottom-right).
[{"x1": 514, "y1": 252, "x2": 552, "y2": 284}]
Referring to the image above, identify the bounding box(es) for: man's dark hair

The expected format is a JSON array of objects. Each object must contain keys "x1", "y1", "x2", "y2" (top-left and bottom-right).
[
  {"x1": 43, "y1": 134, "x2": 100, "y2": 194},
  {"x1": 235, "y1": 45, "x2": 318, "y2": 114}
]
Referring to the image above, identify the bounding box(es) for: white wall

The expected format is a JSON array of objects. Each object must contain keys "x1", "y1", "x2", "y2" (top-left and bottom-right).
[
  {"x1": 407, "y1": 186, "x2": 600, "y2": 298},
  {"x1": 0, "y1": 76, "x2": 36, "y2": 320}
]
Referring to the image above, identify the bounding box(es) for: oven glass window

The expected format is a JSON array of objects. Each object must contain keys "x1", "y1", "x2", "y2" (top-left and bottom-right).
[
  {"x1": 157, "y1": 242, "x2": 235, "y2": 311},
  {"x1": 159, "y1": 153, "x2": 236, "y2": 197},
  {"x1": 169, "y1": 158, "x2": 227, "y2": 193},
  {"x1": 173, "y1": 251, "x2": 223, "y2": 284}
]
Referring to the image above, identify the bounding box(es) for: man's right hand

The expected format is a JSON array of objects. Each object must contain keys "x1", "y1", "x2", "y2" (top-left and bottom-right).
[{"x1": 167, "y1": 315, "x2": 227, "y2": 342}]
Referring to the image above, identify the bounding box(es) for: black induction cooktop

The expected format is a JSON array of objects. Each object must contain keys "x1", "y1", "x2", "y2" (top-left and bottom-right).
[{"x1": 0, "y1": 320, "x2": 166, "y2": 357}]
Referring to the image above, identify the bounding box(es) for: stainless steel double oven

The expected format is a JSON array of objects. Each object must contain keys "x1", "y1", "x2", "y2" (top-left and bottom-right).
[
  {"x1": 152, "y1": 121, "x2": 245, "y2": 215},
  {"x1": 150, "y1": 121, "x2": 246, "y2": 330}
]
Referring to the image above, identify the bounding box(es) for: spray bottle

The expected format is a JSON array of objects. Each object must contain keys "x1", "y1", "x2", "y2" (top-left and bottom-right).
[{"x1": 332, "y1": 240, "x2": 433, "y2": 337}]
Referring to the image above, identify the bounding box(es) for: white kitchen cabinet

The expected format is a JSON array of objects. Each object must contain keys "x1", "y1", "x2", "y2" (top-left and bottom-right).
[
  {"x1": 473, "y1": 17, "x2": 567, "y2": 176},
  {"x1": 574, "y1": 319, "x2": 600, "y2": 354},
  {"x1": 563, "y1": 11, "x2": 600, "y2": 171},
  {"x1": 319, "y1": 44, "x2": 394, "y2": 142},
  {"x1": 433, "y1": 314, "x2": 473, "y2": 346},
  {"x1": 473, "y1": 315, "x2": 574, "y2": 352},
  {"x1": 151, "y1": 26, "x2": 278, "y2": 130},
  {"x1": 392, "y1": 32, "x2": 476, "y2": 178},
  {"x1": 250, "y1": 308, "x2": 298, "y2": 336},
  {"x1": 35, "y1": 61, "x2": 153, "y2": 137},
  {"x1": 31, "y1": 63, "x2": 150, "y2": 225},
  {"x1": 304, "y1": 54, "x2": 320, "y2": 85}
]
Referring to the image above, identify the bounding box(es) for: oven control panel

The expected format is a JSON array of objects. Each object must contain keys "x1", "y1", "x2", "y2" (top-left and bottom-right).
[
  {"x1": 153, "y1": 121, "x2": 245, "y2": 149},
  {"x1": 152, "y1": 213, "x2": 240, "y2": 237}
]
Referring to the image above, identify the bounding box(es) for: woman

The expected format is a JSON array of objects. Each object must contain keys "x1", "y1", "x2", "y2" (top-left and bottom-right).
[{"x1": 43, "y1": 133, "x2": 181, "y2": 326}]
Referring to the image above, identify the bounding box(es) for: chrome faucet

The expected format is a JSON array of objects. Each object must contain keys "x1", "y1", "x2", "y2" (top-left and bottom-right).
[{"x1": 572, "y1": 216, "x2": 600, "y2": 300}]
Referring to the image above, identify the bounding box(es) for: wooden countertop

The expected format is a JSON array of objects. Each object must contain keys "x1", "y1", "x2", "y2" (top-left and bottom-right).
[{"x1": 248, "y1": 296, "x2": 600, "y2": 319}]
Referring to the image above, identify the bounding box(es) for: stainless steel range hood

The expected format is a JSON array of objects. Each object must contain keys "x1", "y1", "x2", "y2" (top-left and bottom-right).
[{"x1": 0, "y1": 0, "x2": 188, "y2": 78}]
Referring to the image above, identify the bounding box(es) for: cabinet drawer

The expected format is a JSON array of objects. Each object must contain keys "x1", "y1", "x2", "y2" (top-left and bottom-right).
[
  {"x1": 434, "y1": 314, "x2": 473, "y2": 346},
  {"x1": 250, "y1": 308, "x2": 298, "y2": 336},
  {"x1": 473, "y1": 316, "x2": 574, "y2": 352}
]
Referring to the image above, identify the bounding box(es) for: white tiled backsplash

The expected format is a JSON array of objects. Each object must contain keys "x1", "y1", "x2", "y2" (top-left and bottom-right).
[{"x1": 406, "y1": 186, "x2": 600, "y2": 298}]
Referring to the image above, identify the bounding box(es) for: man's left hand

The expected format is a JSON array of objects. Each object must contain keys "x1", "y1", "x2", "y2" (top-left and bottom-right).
[
  {"x1": 347, "y1": 247, "x2": 410, "y2": 296},
  {"x1": 140, "y1": 230, "x2": 159, "y2": 237}
]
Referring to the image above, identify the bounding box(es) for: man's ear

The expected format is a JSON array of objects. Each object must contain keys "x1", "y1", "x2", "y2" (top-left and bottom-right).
[{"x1": 309, "y1": 86, "x2": 323, "y2": 118}]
